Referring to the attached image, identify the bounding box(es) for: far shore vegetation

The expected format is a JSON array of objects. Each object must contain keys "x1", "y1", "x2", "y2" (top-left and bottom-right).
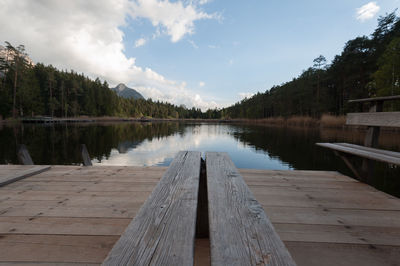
[{"x1": 1, "y1": 12, "x2": 399, "y2": 123}]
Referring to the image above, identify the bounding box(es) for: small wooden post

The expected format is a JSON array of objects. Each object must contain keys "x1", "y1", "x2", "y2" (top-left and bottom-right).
[
  {"x1": 361, "y1": 101, "x2": 383, "y2": 182},
  {"x1": 17, "y1": 144, "x2": 34, "y2": 165},
  {"x1": 81, "y1": 144, "x2": 92, "y2": 166}
]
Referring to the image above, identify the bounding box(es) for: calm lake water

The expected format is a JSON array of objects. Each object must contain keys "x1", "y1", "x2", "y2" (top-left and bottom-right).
[{"x1": 0, "y1": 122, "x2": 399, "y2": 197}]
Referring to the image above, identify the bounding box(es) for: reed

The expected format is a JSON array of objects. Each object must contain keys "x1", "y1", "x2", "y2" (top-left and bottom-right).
[
  {"x1": 236, "y1": 114, "x2": 346, "y2": 128},
  {"x1": 320, "y1": 114, "x2": 346, "y2": 128}
]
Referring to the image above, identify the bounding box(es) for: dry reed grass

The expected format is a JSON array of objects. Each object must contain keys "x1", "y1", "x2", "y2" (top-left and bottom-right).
[
  {"x1": 320, "y1": 114, "x2": 346, "y2": 128},
  {"x1": 237, "y1": 114, "x2": 346, "y2": 128}
]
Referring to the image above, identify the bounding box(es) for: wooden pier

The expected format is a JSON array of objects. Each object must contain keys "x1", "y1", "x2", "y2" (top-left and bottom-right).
[{"x1": 0, "y1": 153, "x2": 399, "y2": 265}]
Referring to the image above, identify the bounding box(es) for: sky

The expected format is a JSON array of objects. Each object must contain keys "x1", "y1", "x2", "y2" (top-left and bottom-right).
[{"x1": 0, "y1": 0, "x2": 399, "y2": 110}]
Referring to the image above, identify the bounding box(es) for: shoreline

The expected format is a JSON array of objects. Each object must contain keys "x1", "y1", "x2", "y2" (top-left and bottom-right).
[{"x1": 1, "y1": 115, "x2": 399, "y2": 132}]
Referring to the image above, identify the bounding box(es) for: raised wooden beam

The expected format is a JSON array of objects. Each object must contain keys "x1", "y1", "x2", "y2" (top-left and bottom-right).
[
  {"x1": 102, "y1": 151, "x2": 201, "y2": 266},
  {"x1": 81, "y1": 144, "x2": 92, "y2": 166},
  {"x1": 348, "y1": 95, "x2": 400, "y2": 103},
  {"x1": 333, "y1": 151, "x2": 361, "y2": 180},
  {"x1": 206, "y1": 152, "x2": 296, "y2": 266},
  {"x1": 346, "y1": 112, "x2": 400, "y2": 127},
  {"x1": 0, "y1": 165, "x2": 51, "y2": 187},
  {"x1": 17, "y1": 144, "x2": 34, "y2": 165},
  {"x1": 316, "y1": 143, "x2": 400, "y2": 165}
]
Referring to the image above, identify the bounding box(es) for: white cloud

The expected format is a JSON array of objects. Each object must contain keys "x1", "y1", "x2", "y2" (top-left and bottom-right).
[
  {"x1": 129, "y1": 0, "x2": 218, "y2": 42},
  {"x1": 134, "y1": 37, "x2": 147, "y2": 47},
  {"x1": 239, "y1": 92, "x2": 254, "y2": 100},
  {"x1": 228, "y1": 59, "x2": 234, "y2": 65},
  {"x1": 208, "y1": 44, "x2": 219, "y2": 49},
  {"x1": 356, "y1": 2, "x2": 380, "y2": 22},
  {"x1": 198, "y1": 0, "x2": 213, "y2": 5},
  {"x1": 0, "y1": 0, "x2": 220, "y2": 110},
  {"x1": 188, "y1": 40, "x2": 199, "y2": 49},
  {"x1": 199, "y1": 81, "x2": 205, "y2": 87}
]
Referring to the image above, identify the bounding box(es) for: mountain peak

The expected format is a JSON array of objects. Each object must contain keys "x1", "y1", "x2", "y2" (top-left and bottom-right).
[
  {"x1": 112, "y1": 83, "x2": 144, "y2": 100},
  {"x1": 115, "y1": 83, "x2": 128, "y2": 92}
]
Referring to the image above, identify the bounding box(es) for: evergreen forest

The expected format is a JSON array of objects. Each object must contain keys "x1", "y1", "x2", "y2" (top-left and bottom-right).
[{"x1": 1, "y1": 12, "x2": 399, "y2": 120}]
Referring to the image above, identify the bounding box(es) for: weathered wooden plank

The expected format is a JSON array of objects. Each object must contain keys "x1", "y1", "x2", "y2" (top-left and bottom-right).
[
  {"x1": 81, "y1": 144, "x2": 93, "y2": 166},
  {"x1": 206, "y1": 152, "x2": 296, "y2": 266},
  {"x1": 0, "y1": 217, "x2": 130, "y2": 235},
  {"x1": 337, "y1": 143, "x2": 400, "y2": 159},
  {"x1": 284, "y1": 241, "x2": 400, "y2": 266},
  {"x1": 17, "y1": 144, "x2": 34, "y2": 165},
  {"x1": 274, "y1": 223, "x2": 400, "y2": 246},
  {"x1": 102, "y1": 151, "x2": 201, "y2": 266},
  {"x1": 316, "y1": 143, "x2": 400, "y2": 165},
  {"x1": 262, "y1": 206, "x2": 400, "y2": 227},
  {"x1": 0, "y1": 166, "x2": 51, "y2": 187},
  {"x1": 0, "y1": 235, "x2": 117, "y2": 263},
  {"x1": 2, "y1": 181, "x2": 157, "y2": 192},
  {"x1": 346, "y1": 112, "x2": 400, "y2": 127},
  {"x1": 239, "y1": 169, "x2": 353, "y2": 182},
  {"x1": 348, "y1": 95, "x2": 400, "y2": 103}
]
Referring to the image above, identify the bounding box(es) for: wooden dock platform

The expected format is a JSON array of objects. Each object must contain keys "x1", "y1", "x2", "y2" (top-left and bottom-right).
[{"x1": 0, "y1": 163, "x2": 399, "y2": 265}]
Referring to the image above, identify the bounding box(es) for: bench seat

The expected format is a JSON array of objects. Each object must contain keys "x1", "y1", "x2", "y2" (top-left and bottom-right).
[
  {"x1": 316, "y1": 143, "x2": 400, "y2": 165},
  {"x1": 206, "y1": 152, "x2": 296, "y2": 266}
]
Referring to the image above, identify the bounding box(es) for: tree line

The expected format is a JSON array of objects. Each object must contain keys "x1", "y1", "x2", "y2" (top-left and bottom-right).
[
  {"x1": 0, "y1": 44, "x2": 205, "y2": 119},
  {"x1": 220, "y1": 12, "x2": 400, "y2": 119},
  {"x1": 1, "y1": 12, "x2": 399, "y2": 120}
]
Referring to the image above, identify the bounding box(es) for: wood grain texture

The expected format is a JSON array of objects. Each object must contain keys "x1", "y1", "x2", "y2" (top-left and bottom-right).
[
  {"x1": 0, "y1": 166, "x2": 51, "y2": 187},
  {"x1": 102, "y1": 151, "x2": 201, "y2": 266},
  {"x1": 206, "y1": 152, "x2": 296, "y2": 266},
  {"x1": 346, "y1": 112, "x2": 400, "y2": 127},
  {"x1": 316, "y1": 143, "x2": 400, "y2": 165},
  {"x1": 0, "y1": 165, "x2": 161, "y2": 264}
]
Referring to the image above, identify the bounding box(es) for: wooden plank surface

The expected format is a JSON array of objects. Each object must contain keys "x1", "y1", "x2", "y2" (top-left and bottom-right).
[
  {"x1": 206, "y1": 152, "x2": 296, "y2": 266},
  {"x1": 316, "y1": 142, "x2": 400, "y2": 165},
  {"x1": 346, "y1": 112, "x2": 400, "y2": 127},
  {"x1": 1, "y1": 164, "x2": 399, "y2": 266},
  {"x1": 102, "y1": 151, "x2": 202, "y2": 266},
  {"x1": 240, "y1": 169, "x2": 400, "y2": 266},
  {"x1": 0, "y1": 165, "x2": 51, "y2": 187},
  {"x1": 0, "y1": 165, "x2": 162, "y2": 265}
]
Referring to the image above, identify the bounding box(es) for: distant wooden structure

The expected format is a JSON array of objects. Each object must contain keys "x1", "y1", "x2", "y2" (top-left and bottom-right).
[{"x1": 317, "y1": 95, "x2": 400, "y2": 182}]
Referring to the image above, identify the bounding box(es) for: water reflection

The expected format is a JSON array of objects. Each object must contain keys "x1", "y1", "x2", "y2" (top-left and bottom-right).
[
  {"x1": 93, "y1": 123, "x2": 292, "y2": 170},
  {"x1": 0, "y1": 122, "x2": 399, "y2": 196}
]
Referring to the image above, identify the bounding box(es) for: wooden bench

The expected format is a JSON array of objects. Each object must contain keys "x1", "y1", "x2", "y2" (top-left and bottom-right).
[
  {"x1": 103, "y1": 151, "x2": 296, "y2": 265},
  {"x1": 317, "y1": 95, "x2": 400, "y2": 182},
  {"x1": 206, "y1": 152, "x2": 296, "y2": 266},
  {"x1": 102, "y1": 151, "x2": 202, "y2": 265}
]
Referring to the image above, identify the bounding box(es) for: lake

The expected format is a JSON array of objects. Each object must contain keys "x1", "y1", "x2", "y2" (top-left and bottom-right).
[{"x1": 0, "y1": 121, "x2": 399, "y2": 197}]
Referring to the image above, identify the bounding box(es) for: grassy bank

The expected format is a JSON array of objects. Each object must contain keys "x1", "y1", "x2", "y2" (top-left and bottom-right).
[{"x1": 232, "y1": 114, "x2": 347, "y2": 128}]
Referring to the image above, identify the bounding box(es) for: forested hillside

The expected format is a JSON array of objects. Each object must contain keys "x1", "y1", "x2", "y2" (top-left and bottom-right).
[
  {"x1": 0, "y1": 44, "x2": 203, "y2": 119},
  {"x1": 221, "y1": 12, "x2": 400, "y2": 119},
  {"x1": 1, "y1": 12, "x2": 399, "y2": 120}
]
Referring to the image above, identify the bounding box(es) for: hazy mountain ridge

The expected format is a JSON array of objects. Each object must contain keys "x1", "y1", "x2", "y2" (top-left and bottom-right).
[{"x1": 112, "y1": 83, "x2": 144, "y2": 100}]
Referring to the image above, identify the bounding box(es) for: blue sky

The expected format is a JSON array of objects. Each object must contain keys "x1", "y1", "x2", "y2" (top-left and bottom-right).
[
  {"x1": 121, "y1": 0, "x2": 399, "y2": 106},
  {"x1": 1, "y1": 0, "x2": 399, "y2": 109}
]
